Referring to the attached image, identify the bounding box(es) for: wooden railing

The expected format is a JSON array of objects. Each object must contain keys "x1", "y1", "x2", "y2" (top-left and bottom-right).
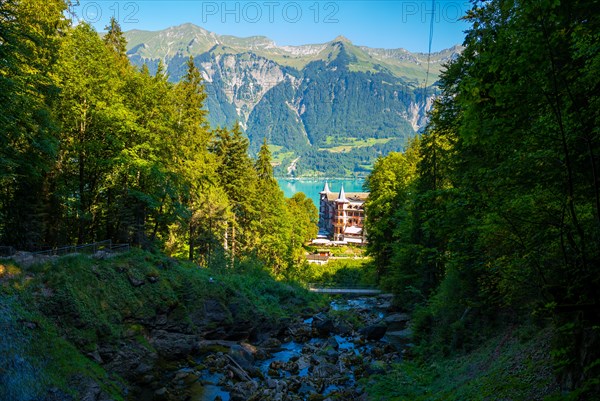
[
  {"x1": 0, "y1": 246, "x2": 16, "y2": 257},
  {"x1": 31, "y1": 240, "x2": 130, "y2": 256}
]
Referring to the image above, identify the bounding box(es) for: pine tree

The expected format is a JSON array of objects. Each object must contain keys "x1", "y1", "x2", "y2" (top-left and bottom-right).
[
  {"x1": 103, "y1": 17, "x2": 127, "y2": 60},
  {"x1": 256, "y1": 138, "x2": 275, "y2": 183},
  {"x1": 171, "y1": 56, "x2": 215, "y2": 260}
]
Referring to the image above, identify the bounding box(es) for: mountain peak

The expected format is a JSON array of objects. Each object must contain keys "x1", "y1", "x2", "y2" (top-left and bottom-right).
[
  {"x1": 168, "y1": 22, "x2": 207, "y2": 32},
  {"x1": 331, "y1": 35, "x2": 352, "y2": 44}
]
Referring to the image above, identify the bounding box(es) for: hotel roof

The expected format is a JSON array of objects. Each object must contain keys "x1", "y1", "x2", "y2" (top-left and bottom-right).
[
  {"x1": 321, "y1": 182, "x2": 369, "y2": 202},
  {"x1": 323, "y1": 191, "x2": 369, "y2": 202}
]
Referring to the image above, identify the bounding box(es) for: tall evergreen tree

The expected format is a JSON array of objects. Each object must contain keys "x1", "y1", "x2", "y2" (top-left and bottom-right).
[
  {"x1": 103, "y1": 17, "x2": 127, "y2": 60},
  {"x1": 256, "y1": 138, "x2": 275, "y2": 183},
  {"x1": 211, "y1": 123, "x2": 257, "y2": 260},
  {"x1": 251, "y1": 137, "x2": 291, "y2": 273},
  {"x1": 171, "y1": 56, "x2": 215, "y2": 260},
  {"x1": 112, "y1": 57, "x2": 182, "y2": 246}
]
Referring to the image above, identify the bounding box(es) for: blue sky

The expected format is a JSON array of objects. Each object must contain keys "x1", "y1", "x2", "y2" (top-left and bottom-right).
[{"x1": 73, "y1": 0, "x2": 470, "y2": 52}]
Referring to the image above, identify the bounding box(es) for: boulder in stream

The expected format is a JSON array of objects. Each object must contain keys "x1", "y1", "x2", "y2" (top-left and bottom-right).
[
  {"x1": 313, "y1": 318, "x2": 336, "y2": 336},
  {"x1": 261, "y1": 337, "x2": 282, "y2": 349},
  {"x1": 385, "y1": 327, "x2": 413, "y2": 348},
  {"x1": 149, "y1": 329, "x2": 198, "y2": 358},
  {"x1": 384, "y1": 313, "x2": 410, "y2": 331},
  {"x1": 360, "y1": 324, "x2": 387, "y2": 341}
]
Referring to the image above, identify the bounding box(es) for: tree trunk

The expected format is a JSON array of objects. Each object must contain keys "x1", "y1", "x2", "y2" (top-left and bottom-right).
[{"x1": 188, "y1": 222, "x2": 195, "y2": 261}]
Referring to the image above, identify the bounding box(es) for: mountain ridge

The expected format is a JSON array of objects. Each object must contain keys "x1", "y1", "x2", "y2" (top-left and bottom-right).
[
  {"x1": 125, "y1": 23, "x2": 461, "y2": 80},
  {"x1": 124, "y1": 23, "x2": 462, "y2": 176}
]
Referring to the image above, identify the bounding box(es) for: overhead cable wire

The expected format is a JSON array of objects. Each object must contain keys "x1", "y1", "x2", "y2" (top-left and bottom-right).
[{"x1": 423, "y1": 0, "x2": 436, "y2": 101}]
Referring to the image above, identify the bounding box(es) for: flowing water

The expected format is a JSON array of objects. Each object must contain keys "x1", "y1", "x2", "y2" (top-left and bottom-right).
[{"x1": 186, "y1": 295, "x2": 398, "y2": 401}]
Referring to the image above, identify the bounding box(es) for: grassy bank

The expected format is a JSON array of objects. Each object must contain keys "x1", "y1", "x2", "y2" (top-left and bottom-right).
[
  {"x1": 0, "y1": 249, "x2": 324, "y2": 400},
  {"x1": 365, "y1": 324, "x2": 562, "y2": 401},
  {"x1": 293, "y1": 258, "x2": 377, "y2": 287}
]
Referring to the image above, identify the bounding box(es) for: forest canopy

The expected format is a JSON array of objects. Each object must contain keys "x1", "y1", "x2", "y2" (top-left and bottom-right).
[
  {"x1": 364, "y1": 0, "x2": 600, "y2": 397},
  {"x1": 0, "y1": 2, "x2": 317, "y2": 276}
]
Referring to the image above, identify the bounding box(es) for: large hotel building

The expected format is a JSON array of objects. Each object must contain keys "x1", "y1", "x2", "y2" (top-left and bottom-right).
[{"x1": 318, "y1": 182, "x2": 368, "y2": 244}]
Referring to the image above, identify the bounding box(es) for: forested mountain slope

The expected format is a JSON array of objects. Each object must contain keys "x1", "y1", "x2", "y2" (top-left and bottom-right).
[{"x1": 124, "y1": 24, "x2": 462, "y2": 175}]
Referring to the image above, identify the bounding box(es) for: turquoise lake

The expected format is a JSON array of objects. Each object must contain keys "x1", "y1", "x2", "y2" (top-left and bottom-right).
[{"x1": 276, "y1": 178, "x2": 367, "y2": 208}]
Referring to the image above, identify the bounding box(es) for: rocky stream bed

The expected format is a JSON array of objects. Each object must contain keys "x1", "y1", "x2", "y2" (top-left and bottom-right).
[{"x1": 151, "y1": 295, "x2": 412, "y2": 401}]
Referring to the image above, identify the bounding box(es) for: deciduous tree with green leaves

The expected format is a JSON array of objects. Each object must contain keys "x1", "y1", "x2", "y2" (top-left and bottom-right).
[
  {"x1": 365, "y1": 0, "x2": 600, "y2": 395},
  {"x1": 0, "y1": 0, "x2": 68, "y2": 248}
]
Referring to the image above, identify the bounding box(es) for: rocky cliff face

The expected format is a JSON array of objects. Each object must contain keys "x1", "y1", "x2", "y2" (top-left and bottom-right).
[
  {"x1": 199, "y1": 52, "x2": 288, "y2": 129},
  {"x1": 125, "y1": 24, "x2": 462, "y2": 175}
]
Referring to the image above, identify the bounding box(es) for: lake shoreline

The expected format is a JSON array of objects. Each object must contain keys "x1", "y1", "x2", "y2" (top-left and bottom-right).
[
  {"x1": 274, "y1": 176, "x2": 370, "y2": 180},
  {"x1": 277, "y1": 178, "x2": 368, "y2": 208}
]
